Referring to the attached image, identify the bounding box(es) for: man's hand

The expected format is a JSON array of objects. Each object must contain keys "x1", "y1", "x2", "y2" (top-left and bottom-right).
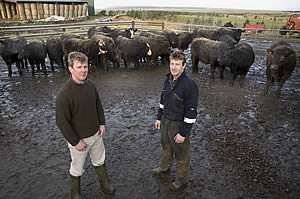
[
  {"x1": 99, "y1": 125, "x2": 105, "y2": 136},
  {"x1": 174, "y1": 133, "x2": 185, "y2": 144},
  {"x1": 75, "y1": 140, "x2": 87, "y2": 152},
  {"x1": 155, "y1": 120, "x2": 161, "y2": 129}
]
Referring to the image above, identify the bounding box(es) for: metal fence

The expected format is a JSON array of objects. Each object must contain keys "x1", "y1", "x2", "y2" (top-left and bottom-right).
[
  {"x1": 165, "y1": 22, "x2": 300, "y2": 42},
  {"x1": 0, "y1": 20, "x2": 299, "y2": 42},
  {"x1": 0, "y1": 20, "x2": 164, "y2": 40}
]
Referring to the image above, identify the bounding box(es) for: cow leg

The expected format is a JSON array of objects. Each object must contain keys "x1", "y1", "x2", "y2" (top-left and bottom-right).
[
  {"x1": 42, "y1": 60, "x2": 47, "y2": 75},
  {"x1": 64, "y1": 55, "x2": 68, "y2": 69},
  {"x1": 276, "y1": 75, "x2": 289, "y2": 98},
  {"x1": 25, "y1": 59, "x2": 28, "y2": 69},
  {"x1": 50, "y1": 59, "x2": 55, "y2": 72},
  {"x1": 31, "y1": 64, "x2": 35, "y2": 76},
  {"x1": 16, "y1": 60, "x2": 23, "y2": 76},
  {"x1": 7, "y1": 63, "x2": 13, "y2": 77},
  {"x1": 264, "y1": 68, "x2": 272, "y2": 95},
  {"x1": 231, "y1": 72, "x2": 238, "y2": 86},
  {"x1": 219, "y1": 66, "x2": 225, "y2": 80},
  {"x1": 210, "y1": 65, "x2": 216, "y2": 80},
  {"x1": 239, "y1": 75, "x2": 246, "y2": 87},
  {"x1": 60, "y1": 56, "x2": 65, "y2": 69},
  {"x1": 192, "y1": 56, "x2": 199, "y2": 73}
]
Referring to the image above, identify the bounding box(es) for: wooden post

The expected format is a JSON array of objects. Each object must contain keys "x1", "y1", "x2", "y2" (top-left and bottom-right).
[
  {"x1": 131, "y1": 21, "x2": 135, "y2": 29},
  {"x1": 161, "y1": 22, "x2": 165, "y2": 30}
]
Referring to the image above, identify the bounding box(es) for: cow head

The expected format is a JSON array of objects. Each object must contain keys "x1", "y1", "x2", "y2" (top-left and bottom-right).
[{"x1": 96, "y1": 39, "x2": 107, "y2": 55}]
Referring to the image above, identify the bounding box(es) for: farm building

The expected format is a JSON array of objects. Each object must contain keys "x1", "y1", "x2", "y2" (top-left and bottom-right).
[{"x1": 0, "y1": 0, "x2": 94, "y2": 20}]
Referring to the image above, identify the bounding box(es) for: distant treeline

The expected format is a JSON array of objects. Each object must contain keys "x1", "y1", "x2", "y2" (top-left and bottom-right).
[{"x1": 97, "y1": 9, "x2": 287, "y2": 29}]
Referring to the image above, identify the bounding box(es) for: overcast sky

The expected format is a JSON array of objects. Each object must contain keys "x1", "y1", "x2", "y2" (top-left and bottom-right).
[{"x1": 95, "y1": 0, "x2": 300, "y2": 11}]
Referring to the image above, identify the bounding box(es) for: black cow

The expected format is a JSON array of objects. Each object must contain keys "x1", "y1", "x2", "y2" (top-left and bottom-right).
[
  {"x1": 0, "y1": 36, "x2": 27, "y2": 76},
  {"x1": 191, "y1": 37, "x2": 232, "y2": 80},
  {"x1": 219, "y1": 43, "x2": 255, "y2": 86},
  {"x1": 133, "y1": 35, "x2": 171, "y2": 69},
  {"x1": 91, "y1": 34, "x2": 121, "y2": 71},
  {"x1": 264, "y1": 41, "x2": 297, "y2": 98},
  {"x1": 18, "y1": 41, "x2": 47, "y2": 76},
  {"x1": 177, "y1": 32, "x2": 193, "y2": 51},
  {"x1": 115, "y1": 36, "x2": 152, "y2": 70},
  {"x1": 62, "y1": 37, "x2": 107, "y2": 68},
  {"x1": 46, "y1": 36, "x2": 64, "y2": 71}
]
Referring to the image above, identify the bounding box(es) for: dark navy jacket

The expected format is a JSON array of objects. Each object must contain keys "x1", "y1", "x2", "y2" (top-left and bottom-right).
[{"x1": 157, "y1": 71, "x2": 198, "y2": 137}]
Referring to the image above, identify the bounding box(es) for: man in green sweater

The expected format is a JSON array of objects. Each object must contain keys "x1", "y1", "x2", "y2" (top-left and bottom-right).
[{"x1": 55, "y1": 51, "x2": 115, "y2": 198}]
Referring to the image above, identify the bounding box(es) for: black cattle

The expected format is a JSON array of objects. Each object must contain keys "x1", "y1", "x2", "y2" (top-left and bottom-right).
[
  {"x1": 115, "y1": 36, "x2": 152, "y2": 70},
  {"x1": 191, "y1": 37, "x2": 232, "y2": 79},
  {"x1": 18, "y1": 41, "x2": 47, "y2": 76},
  {"x1": 177, "y1": 32, "x2": 193, "y2": 51},
  {"x1": 217, "y1": 27, "x2": 242, "y2": 42},
  {"x1": 264, "y1": 41, "x2": 297, "y2": 98},
  {"x1": 193, "y1": 28, "x2": 219, "y2": 40},
  {"x1": 62, "y1": 36, "x2": 108, "y2": 68},
  {"x1": 218, "y1": 35, "x2": 238, "y2": 48},
  {"x1": 0, "y1": 36, "x2": 27, "y2": 76},
  {"x1": 223, "y1": 21, "x2": 235, "y2": 27},
  {"x1": 46, "y1": 36, "x2": 64, "y2": 71},
  {"x1": 133, "y1": 35, "x2": 171, "y2": 68},
  {"x1": 219, "y1": 43, "x2": 255, "y2": 86},
  {"x1": 139, "y1": 32, "x2": 169, "y2": 42},
  {"x1": 141, "y1": 30, "x2": 177, "y2": 48},
  {"x1": 87, "y1": 26, "x2": 137, "y2": 40},
  {"x1": 91, "y1": 34, "x2": 121, "y2": 71}
]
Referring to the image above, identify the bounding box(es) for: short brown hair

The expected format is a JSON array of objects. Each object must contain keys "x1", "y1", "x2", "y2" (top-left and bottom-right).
[
  {"x1": 68, "y1": 51, "x2": 88, "y2": 68},
  {"x1": 169, "y1": 50, "x2": 186, "y2": 65}
]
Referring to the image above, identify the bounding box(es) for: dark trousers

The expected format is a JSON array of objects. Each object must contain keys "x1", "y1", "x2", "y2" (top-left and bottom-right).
[{"x1": 159, "y1": 116, "x2": 190, "y2": 178}]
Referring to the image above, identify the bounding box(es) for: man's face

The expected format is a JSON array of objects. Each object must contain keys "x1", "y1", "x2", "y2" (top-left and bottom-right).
[
  {"x1": 170, "y1": 59, "x2": 186, "y2": 79},
  {"x1": 69, "y1": 60, "x2": 88, "y2": 83}
]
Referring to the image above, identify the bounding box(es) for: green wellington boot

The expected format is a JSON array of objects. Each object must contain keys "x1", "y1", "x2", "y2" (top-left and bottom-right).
[
  {"x1": 152, "y1": 145, "x2": 173, "y2": 174},
  {"x1": 94, "y1": 163, "x2": 116, "y2": 195},
  {"x1": 171, "y1": 160, "x2": 188, "y2": 190},
  {"x1": 70, "y1": 175, "x2": 82, "y2": 199}
]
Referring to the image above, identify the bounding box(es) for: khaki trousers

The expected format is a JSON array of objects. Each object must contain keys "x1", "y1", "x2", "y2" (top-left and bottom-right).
[
  {"x1": 68, "y1": 131, "x2": 105, "y2": 176},
  {"x1": 160, "y1": 116, "x2": 190, "y2": 177}
]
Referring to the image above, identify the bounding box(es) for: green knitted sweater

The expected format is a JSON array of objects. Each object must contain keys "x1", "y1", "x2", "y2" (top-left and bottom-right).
[{"x1": 55, "y1": 78, "x2": 105, "y2": 146}]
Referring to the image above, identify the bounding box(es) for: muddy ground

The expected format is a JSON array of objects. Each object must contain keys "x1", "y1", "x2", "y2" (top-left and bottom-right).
[{"x1": 0, "y1": 39, "x2": 299, "y2": 199}]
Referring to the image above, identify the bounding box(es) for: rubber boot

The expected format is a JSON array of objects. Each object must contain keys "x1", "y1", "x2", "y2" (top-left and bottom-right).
[
  {"x1": 70, "y1": 175, "x2": 82, "y2": 199},
  {"x1": 171, "y1": 160, "x2": 188, "y2": 190},
  {"x1": 152, "y1": 144, "x2": 173, "y2": 174},
  {"x1": 94, "y1": 163, "x2": 116, "y2": 195}
]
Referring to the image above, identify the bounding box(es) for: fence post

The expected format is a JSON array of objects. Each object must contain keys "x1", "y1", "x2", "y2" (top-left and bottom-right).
[
  {"x1": 275, "y1": 28, "x2": 279, "y2": 41},
  {"x1": 161, "y1": 22, "x2": 164, "y2": 30},
  {"x1": 131, "y1": 21, "x2": 135, "y2": 29}
]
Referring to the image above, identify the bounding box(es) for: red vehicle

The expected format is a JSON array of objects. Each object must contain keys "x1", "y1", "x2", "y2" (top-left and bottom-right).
[{"x1": 280, "y1": 13, "x2": 300, "y2": 35}]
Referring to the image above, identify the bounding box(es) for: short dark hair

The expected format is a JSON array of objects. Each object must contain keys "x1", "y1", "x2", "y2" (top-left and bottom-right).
[
  {"x1": 169, "y1": 50, "x2": 186, "y2": 65},
  {"x1": 68, "y1": 51, "x2": 88, "y2": 68}
]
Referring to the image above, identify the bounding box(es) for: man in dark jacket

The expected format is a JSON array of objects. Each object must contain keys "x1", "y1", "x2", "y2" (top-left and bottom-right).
[
  {"x1": 55, "y1": 51, "x2": 115, "y2": 198},
  {"x1": 153, "y1": 50, "x2": 198, "y2": 190}
]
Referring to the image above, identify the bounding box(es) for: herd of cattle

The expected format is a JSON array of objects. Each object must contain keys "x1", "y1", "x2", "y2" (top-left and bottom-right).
[{"x1": 0, "y1": 25, "x2": 297, "y2": 98}]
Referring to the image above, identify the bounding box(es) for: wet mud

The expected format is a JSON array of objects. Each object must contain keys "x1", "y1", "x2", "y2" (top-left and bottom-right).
[{"x1": 0, "y1": 39, "x2": 299, "y2": 199}]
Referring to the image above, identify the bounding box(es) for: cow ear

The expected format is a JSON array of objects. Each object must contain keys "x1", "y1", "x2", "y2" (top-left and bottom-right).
[
  {"x1": 267, "y1": 49, "x2": 273, "y2": 54},
  {"x1": 287, "y1": 49, "x2": 295, "y2": 56}
]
